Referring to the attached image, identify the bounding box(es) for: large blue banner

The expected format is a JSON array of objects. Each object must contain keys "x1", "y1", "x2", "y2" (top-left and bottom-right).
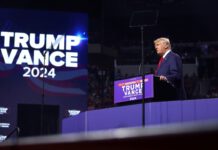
[{"x1": 0, "y1": 8, "x2": 88, "y2": 139}]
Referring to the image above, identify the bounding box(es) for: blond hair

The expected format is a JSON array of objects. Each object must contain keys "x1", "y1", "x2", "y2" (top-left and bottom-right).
[{"x1": 154, "y1": 37, "x2": 171, "y2": 49}]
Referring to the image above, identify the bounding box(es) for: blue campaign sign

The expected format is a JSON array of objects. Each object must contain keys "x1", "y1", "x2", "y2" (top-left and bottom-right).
[{"x1": 0, "y1": 8, "x2": 88, "y2": 138}]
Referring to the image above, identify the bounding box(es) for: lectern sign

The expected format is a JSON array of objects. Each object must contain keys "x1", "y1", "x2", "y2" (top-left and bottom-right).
[{"x1": 114, "y1": 74, "x2": 154, "y2": 104}]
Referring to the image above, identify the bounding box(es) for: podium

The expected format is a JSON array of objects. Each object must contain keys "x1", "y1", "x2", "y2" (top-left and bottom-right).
[
  {"x1": 114, "y1": 74, "x2": 176, "y2": 104},
  {"x1": 152, "y1": 75, "x2": 177, "y2": 101}
]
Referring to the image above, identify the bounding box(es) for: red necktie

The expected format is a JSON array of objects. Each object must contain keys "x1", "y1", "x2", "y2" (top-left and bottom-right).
[{"x1": 155, "y1": 57, "x2": 164, "y2": 74}]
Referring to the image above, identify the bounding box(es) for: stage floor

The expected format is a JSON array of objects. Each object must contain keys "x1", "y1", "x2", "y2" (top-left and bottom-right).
[{"x1": 1, "y1": 120, "x2": 218, "y2": 150}]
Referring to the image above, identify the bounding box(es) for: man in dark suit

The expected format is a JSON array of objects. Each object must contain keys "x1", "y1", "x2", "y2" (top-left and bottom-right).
[{"x1": 154, "y1": 37, "x2": 186, "y2": 100}]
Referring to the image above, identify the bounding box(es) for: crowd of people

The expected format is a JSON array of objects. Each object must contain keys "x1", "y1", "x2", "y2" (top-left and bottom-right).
[{"x1": 88, "y1": 65, "x2": 114, "y2": 110}]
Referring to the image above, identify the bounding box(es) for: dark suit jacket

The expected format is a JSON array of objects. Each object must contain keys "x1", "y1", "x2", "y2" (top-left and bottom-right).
[{"x1": 156, "y1": 51, "x2": 187, "y2": 100}]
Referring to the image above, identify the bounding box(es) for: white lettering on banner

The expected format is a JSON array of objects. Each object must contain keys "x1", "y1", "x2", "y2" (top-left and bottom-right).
[
  {"x1": 29, "y1": 33, "x2": 45, "y2": 49},
  {"x1": 0, "y1": 31, "x2": 81, "y2": 49},
  {"x1": 34, "y1": 50, "x2": 49, "y2": 66},
  {"x1": 66, "y1": 35, "x2": 81, "y2": 50},
  {"x1": 122, "y1": 82, "x2": 143, "y2": 96},
  {"x1": 46, "y1": 34, "x2": 65, "y2": 50},
  {"x1": 0, "y1": 48, "x2": 78, "y2": 67},
  {"x1": 16, "y1": 49, "x2": 33, "y2": 65},
  {"x1": 14, "y1": 32, "x2": 29, "y2": 48},
  {"x1": 1, "y1": 48, "x2": 18, "y2": 64},
  {"x1": 0, "y1": 31, "x2": 82, "y2": 78},
  {"x1": 0, "y1": 31, "x2": 14, "y2": 47}
]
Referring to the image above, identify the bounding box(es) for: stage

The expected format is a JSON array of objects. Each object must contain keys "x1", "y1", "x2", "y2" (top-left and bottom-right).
[
  {"x1": 1, "y1": 98, "x2": 218, "y2": 149},
  {"x1": 62, "y1": 98, "x2": 218, "y2": 133}
]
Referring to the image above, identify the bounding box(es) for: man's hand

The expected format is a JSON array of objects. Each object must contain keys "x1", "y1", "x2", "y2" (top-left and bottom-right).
[{"x1": 159, "y1": 75, "x2": 167, "y2": 81}]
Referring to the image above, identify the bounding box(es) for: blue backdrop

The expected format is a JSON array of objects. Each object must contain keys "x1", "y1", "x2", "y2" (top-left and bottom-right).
[{"x1": 0, "y1": 8, "x2": 88, "y2": 137}]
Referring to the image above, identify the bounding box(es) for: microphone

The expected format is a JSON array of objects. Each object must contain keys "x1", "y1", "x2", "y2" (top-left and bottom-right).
[
  {"x1": 17, "y1": 127, "x2": 20, "y2": 135},
  {"x1": 138, "y1": 63, "x2": 142, "y2": 76}
]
